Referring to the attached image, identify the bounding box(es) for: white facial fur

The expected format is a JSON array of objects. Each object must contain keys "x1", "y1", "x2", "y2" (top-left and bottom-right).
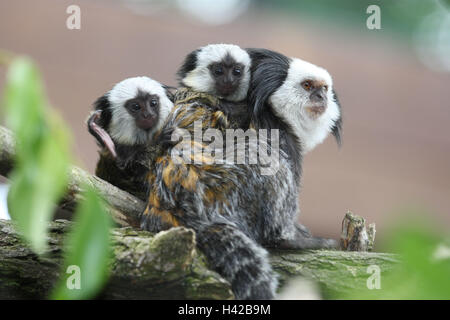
[
  {"x1": 269, "y1": 58, "x2": 340, "y2": 154},
  {"x1": 107, "y1": 76, "x2": 173, "y2": 145},
  {"x1": 182, "y1": 44, "x2": 251, "y2": 102}
]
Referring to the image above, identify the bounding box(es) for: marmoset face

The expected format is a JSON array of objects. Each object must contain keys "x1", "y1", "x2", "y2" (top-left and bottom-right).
[{"x1": 178, "y1": 44, "x2": 251, "y2": 102}]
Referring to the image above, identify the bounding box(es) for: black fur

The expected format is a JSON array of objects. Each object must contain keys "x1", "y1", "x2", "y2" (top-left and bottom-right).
[
  {"x1": 93, "y1": 94, "x2": 112, "y2": 131},
  {"x1": 331, "y1": 89, "x2": 343, "y2": 146},
  {"x1": 95, "y1": 145, "x2": 149, "y2": 200},
  {"x1": 176, "y1": 49, "x2": 200, "y2": 85},
  {"x1": 246, "y1": 48, "x2": 290, "y2": 118},
  {"x1": 246, "y1": 48, "x2": 302, "y2": 179}
]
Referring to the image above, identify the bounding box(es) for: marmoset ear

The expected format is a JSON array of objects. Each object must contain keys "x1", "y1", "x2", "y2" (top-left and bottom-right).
[
  {"x1": 93, "y1": 93, "x2": 112, "y2": 129},
  {"x1": 246, "y1": 48, "x2": 290, "y2": 121},
  {"x1": 176, "y1": 49, "x2": 200, "y2": 85},
  {"x1": 163, "y1": 85, "x2": 177, "y2": 103},
  {"x1": 331, "y1": 89, "x2": 342, "y2": 147}
]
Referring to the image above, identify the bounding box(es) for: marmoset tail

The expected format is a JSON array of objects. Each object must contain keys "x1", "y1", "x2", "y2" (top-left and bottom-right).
[
  {"x1": 87, "y1": 76, "x2": 174, "y2": 200},
  {"x1": 196, "y1": 221, "x2": 277, "y2": 299}
]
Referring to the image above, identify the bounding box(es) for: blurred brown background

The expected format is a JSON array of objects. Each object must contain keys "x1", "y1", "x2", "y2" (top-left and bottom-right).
[{"x1": 1, "y1": 0, "x2": 449, "y2": 241}]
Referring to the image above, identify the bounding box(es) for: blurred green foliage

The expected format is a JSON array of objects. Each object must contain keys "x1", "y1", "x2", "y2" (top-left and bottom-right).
[
  {"x1": 1, "y1": 54, "x2": 112, "y2": 299},
  {"x1": 336, "y1": 220, "x2": 450, "y2": 299},
  {"x1": 4, "y1": 57, "x2": 70, "y2": 254},
  {"x1": 51, "y1": 187, "x2": 112, "y2": 300}
]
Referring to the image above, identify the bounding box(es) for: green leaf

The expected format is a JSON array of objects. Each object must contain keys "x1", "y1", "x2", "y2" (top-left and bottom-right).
[
  {"x1": 3, "y1": 57, "x2": 70, "y2": 254},
  {"x1": 2, "y1": 57, "x2": 112, "y2": 299},
  {"x1": 51, "y1": 187, "x2": 113, "y2": 300}
]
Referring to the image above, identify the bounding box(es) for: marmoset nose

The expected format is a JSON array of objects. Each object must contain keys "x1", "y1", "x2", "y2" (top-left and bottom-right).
[
  {"x1": 144, "y1": 104, "x2": 156, "y2": 118},
  {"x1": 310, "y1": 89, "x2": 325, "y2": 102},
  {"x1": 225, "y1": 72, "x2": 234, "y2": 84}
]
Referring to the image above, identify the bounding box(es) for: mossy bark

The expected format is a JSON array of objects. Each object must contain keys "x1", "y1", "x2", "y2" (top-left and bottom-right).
[
  {"x1": 0, "y1": 219, "x2": 398, "y2": 299},
  {"x1": 271, "y1": 249, "x2": 398, "y2": 297},
  {"x1": 0, "y1": 219, "x2": 233, "y2": 299}
]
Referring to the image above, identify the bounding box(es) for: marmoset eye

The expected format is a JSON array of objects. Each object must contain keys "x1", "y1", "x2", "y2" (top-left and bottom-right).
[
  {"x1": 301, "y1": 80, "x2": 312, "y2": 91},
  {"x1": 131, "y1": 103, "x2": 140, "y2": 111},
  {"x1": 214, "y1": 66, "x2": 224, "y2": 76}
]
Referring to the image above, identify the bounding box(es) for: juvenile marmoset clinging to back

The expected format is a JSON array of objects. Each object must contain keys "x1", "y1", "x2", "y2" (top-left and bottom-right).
[
  {"x1": 87, "y1": 76, "x2": 174, "y2": 200},
  {"x1": 175, "y1": 43, "x2": 252, "y2": 129}
]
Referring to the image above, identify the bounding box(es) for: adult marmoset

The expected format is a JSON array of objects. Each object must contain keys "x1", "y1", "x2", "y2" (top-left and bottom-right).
[
  {"x1": 245, "y1": 48, "x2": 342, "y2": 249},
  {"x1": 141, "y1": 47, "x2": 342, "y2": 299}
]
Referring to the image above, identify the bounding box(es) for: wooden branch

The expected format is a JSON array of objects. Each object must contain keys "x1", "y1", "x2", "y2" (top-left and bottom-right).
[
  {"x1": 0, "y1": 219, "x2": 398, "y2": 299},
  {"x1": 340, "y1": 211, "x2": 376, "y2": 251},
  {"x1": 271, "y1": 250, "x2": 398, "y2": 297},
  {"x1": 0, "y1": 219, "x2": 233, "y2": 299},
  {"x1": 0, "y1": 125, "x2": 143, "y2": 228},
  {"x1": 0, "y1": 126, "x2": 15, "y2": 178}
]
